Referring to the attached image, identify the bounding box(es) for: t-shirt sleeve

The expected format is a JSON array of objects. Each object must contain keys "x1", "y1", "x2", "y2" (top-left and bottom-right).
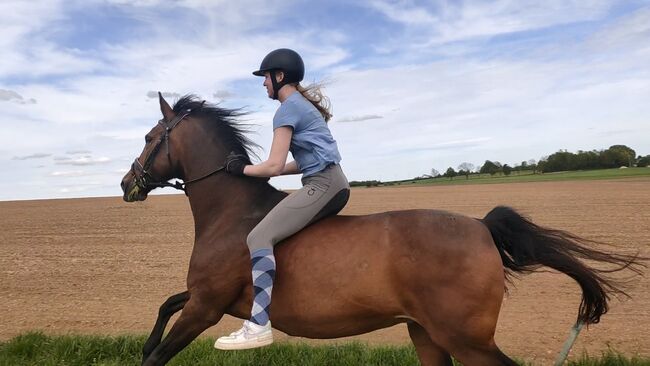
[{"x1": 272, "y1": 100, "x2": 300, "y2": 130}]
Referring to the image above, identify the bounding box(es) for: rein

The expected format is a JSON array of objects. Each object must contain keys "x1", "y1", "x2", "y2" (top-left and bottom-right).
[{"x1": 131, "y1": 106, "x2": 225, "y2": 194}]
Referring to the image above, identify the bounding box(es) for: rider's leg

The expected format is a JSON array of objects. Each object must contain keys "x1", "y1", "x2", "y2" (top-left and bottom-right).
[{"x1": 214, "y1": 164, "x2": 349, "y2": 350}]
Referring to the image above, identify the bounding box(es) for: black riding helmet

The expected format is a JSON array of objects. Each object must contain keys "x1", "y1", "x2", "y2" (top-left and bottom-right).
[{"x1": 253, "y1": 48, "x2": 305, "y2": 100}]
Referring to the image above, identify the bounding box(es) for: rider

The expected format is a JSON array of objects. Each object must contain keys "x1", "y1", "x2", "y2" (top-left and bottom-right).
[{"x1": 214, "y1": 48, "x2": 350, "y2": 350}]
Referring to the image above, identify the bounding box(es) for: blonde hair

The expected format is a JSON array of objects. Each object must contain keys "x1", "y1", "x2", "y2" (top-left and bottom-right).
[{"x1": 295, "y1": 82, "x2": 333, "y2": 122}]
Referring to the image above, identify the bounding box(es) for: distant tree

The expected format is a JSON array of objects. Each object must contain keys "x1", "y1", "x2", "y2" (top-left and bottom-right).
[
  {"x1": 602, "y1": 150, "x2": 621, "y2": 168},
  {"x1": 544, "y1": 150, "x2": 576, "y2": 172},
  {"x1": 430, "y1": 168, "x2": 440, "y2": 178},
  {"x1": 537, "y1": 157, "x2": 548, "y2": 173},
  {"x1": 457, "y1": 162, "x2": 475, "y2": 179},
  {"x1": 516, "y1": 160, "x2": 528, "y2": 172},
  {"x1": 480, "y1": 160, "x2": 501, "y2": 176},
  {"x1": 502, "y1": 164, "x2": 512, "y2": 176},
  {"x1": 350, "y1": 180, "x2": 381, "y2": 187},
  {"x1": 637, "y1": 155, "x2": 650, "y2": 167},
  {"x1": 542, "y1": 146, "x2": 638, "y2": 172},
  {"x1": 574, "y1": 150, "x2": 600, "y2": 170},
  {"x1": 444, "y1": 167, "x2": 457, "y2": 179},
  {"x1": 606, "y1": 145, "x2": 636, "y2": 167},
  {"x1": 527, "y1": 159, "x2": 538, "y2": 174}
]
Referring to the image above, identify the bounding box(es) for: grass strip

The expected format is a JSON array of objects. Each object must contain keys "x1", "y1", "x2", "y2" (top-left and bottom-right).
[
  {"x1": 379, "y1": 167, "x2": 650, "y2": 187},
  {"x1": 1, "y1": 332, "x2": 648, "y2": 366}
]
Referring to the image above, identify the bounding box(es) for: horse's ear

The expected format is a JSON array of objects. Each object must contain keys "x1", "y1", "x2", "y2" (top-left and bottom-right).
[{"x1": 158, "y1": 92, "x2": 175, "y2": 121}]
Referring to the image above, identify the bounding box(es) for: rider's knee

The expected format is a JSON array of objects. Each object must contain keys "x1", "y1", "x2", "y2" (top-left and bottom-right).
[{"x1": 246, "y1": 228, "x2": 272, "y2": 254}]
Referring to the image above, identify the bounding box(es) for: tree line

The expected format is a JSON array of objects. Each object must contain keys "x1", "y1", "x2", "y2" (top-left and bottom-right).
[
  {"x1": 349, "y1": 144, "x2": 649, "y2": 186},
  {"x1": 434, "y1": 144, "x2": 649, "y2": 180}
]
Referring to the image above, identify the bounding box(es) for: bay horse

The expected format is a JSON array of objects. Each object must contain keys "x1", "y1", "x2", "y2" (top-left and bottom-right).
[{"x1": 120, "y1": 93, "x2": 641, "y2": 366}]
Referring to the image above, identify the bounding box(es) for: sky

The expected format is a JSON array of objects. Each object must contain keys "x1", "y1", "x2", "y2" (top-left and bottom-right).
[{"x1": 1, "y1": 0, "x2": 649, "y2": 201}]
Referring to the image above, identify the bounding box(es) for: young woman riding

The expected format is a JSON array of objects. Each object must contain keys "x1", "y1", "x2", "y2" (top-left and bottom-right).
[{"x1": 214, "y1": 48, "x2": 350, "y2": 350}]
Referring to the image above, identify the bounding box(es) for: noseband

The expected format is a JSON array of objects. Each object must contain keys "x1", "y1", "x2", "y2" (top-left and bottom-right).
[{"x1": 131, "y1": 108, "x2": 225, "y2": 194}]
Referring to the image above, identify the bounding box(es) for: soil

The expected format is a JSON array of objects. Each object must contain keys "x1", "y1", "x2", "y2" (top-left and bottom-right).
[{"x1": 1, "y1": 178, "x2": 648, "y2": 364}]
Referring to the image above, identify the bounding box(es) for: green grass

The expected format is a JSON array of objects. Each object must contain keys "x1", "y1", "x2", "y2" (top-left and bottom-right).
[
  {"x1": 381, "y1": 168, "x2": 650, "y2": 187},
  {"x1": 1, "y1": 332, "x2": 648, "y2": 366},
  {"x1": 567, "y1": 350, "x2": 650, "y2": 366},
  {"x1": 0, "y1": 333, "x2": 420, "y2": 366}
]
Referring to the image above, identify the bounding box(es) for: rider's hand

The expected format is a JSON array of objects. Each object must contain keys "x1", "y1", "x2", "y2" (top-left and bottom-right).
[{"x1": 225, "y1": 152, "x2": 248, "y2": 176}]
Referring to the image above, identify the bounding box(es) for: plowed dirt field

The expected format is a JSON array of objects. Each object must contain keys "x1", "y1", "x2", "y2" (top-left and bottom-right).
[{"x1": 1, "y1": 178, "x2": 648, "y2": 364}]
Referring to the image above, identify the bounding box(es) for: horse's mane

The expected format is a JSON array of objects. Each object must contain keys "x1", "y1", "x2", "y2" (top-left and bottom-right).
[{"x1": 172, "y1": 95, "x2": 260, "y2": 162}]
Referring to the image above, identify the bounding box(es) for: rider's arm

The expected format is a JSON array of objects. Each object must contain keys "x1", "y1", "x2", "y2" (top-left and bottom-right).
[
  {"x1": 280, "y1": 161, "x2": 300, "y2": 175},
  {"x1": 243, "y1": 127, "x2": 292, "y2": 177}
]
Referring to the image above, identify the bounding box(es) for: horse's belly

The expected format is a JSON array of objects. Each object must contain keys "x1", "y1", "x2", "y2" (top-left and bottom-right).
[
  {"x1": 269, "y1": 294, "x2": 403, "y2": 338},
  {"x1": 265, "y1": 241, "x2": 406, "y2": 338}
]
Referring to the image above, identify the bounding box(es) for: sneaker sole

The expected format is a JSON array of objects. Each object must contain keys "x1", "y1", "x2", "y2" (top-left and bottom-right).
[{"x1": 214, "y1": 335, "x2": 273, "y2": 350}]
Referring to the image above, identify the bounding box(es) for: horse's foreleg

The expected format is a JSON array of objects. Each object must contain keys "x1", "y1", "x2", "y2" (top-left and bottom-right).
[
  {"x1": 407, "y1": 321, "x2": 453, "y2": 366},
  {"x1": 142, "y1": 291, "x2": 190, "y2": 363},
  {"x1": 142, "y1": 296, "x2": 222, "y2": 366}
]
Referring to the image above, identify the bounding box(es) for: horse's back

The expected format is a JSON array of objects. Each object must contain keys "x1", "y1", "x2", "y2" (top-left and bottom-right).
[
  {"x1": 290, "y1": 208, "x2": 494, "y2": 252},
  {"x1": 278, "y1": 208, "x2": 497, "y2": 271}
]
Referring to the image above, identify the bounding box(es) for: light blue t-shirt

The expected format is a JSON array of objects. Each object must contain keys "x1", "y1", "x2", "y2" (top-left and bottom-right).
[{"x1": 273, "y1": 91, "x2": 342, "y2": 177}]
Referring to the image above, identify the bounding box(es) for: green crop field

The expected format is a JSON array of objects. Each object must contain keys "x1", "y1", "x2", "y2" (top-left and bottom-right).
[
  {"x1": 380, "y1": 168, "x2": 650, "y2": 187},
  {"x1": 1, "y1": 332, "x2": 648, "y2": 366}
]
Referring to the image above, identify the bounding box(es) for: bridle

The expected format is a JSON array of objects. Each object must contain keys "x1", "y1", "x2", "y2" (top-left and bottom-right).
[{"x1": 131, "y1": 108, "x2": 225, "y2": 194}]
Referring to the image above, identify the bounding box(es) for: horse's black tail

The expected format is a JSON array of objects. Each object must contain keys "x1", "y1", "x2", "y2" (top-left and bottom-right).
[{"x1": 482, "y1": 206, "x2": 644, "y2": 325}]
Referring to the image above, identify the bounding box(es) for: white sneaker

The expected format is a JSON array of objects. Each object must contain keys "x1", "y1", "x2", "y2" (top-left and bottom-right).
[{"x1": 214, "y1": 320, "x2": 273, "y2": 350}]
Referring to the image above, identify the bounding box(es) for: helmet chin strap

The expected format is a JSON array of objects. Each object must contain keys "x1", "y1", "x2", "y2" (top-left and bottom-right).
[{"x1": 269, "y1": 70, "x2": 286, "y2": 100}]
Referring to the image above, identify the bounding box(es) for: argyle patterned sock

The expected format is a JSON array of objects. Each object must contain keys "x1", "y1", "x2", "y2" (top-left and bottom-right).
[{"x1": 249, "y1": 248, "x2": 276, "y2": 326}]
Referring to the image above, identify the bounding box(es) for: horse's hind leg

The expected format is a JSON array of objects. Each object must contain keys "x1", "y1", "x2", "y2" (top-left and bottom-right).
[
  {"x1": 419, "y1": 318, "x2": 518, "y2": 365},
  {"x1": 142, "y1": 295, "x2": 222, "y2": 366},
  {"x1": 142, "y1": 291, "x2": 190, "y2": 362},
  {"x1": 407, "y1": 321, "x2": 453, "y2": 366},
  {"x1": 449, "y1": 342, "x2": 518, "y2": 366},
  {"x1": 409, "y1": 296, "x2": 517, "y2": 365}
]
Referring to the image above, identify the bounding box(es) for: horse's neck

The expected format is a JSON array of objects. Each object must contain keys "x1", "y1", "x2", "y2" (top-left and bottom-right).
[
  {"x1": 186, "y1": 174, "x2": 287, "y2": 241},
  {"x1": 180, "y1": 121, "x2": 288, "y2": 249}
]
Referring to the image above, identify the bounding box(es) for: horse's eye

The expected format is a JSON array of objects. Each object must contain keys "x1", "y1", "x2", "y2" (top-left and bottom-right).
[{"x1": 145, "y1": 135, "x2": 152, "y2": 144}]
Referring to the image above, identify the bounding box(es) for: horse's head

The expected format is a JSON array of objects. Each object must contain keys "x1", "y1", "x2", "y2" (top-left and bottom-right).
[
  {"x1": 121, "y1": 93, "x2": 191, "y2": 202},
  {"x1": 121, "y1": 93, "x2": 261, "y2": 202}
]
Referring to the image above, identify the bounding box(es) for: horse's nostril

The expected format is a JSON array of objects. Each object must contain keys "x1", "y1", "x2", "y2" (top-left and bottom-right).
[{"x1": 120, "y1": 180, "x2": 125, "y2": 189}]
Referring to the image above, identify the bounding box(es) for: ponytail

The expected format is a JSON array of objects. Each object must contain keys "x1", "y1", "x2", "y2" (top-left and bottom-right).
[{"x1": 296, "y1": 82, "x2": 332, "y2": 122}]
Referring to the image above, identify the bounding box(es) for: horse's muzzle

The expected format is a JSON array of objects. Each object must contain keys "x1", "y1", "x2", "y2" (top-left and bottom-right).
[{"x1": 120, "y1": 171, "x2": 148, "y2": 202}]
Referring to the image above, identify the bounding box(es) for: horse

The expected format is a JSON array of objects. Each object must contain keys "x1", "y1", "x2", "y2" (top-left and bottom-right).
[{"x1": 120, "y1": 93, "x2": 642, "y2": 366}]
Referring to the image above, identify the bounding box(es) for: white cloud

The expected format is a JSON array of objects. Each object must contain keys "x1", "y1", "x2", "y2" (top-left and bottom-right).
[
  {"x1": 0, "y1": 89, "x2": 37, "y2": 104},
  {"x1": 66, "y1": 150, "x2": 92, "y2": 155},
  {"x1": 146, "y1": 91, "x2": 181, "y2": 99},
  {"x1": 12, "y1": 153, "x2": 51, "y2": 160},
  {"x1": 336, "y1": 114, "x2": 384, "y2": 123},
  {"x1": 369, "y1": 0, "x2": 437, "y2": 24},
  {"x1": 368, "y1": 0, "x2": 613, "y2": 45},
  {"x1": 213, "y1": 90, "x2": 236, "y2": 100},
  {"x1": 0, "y1": 89, "x2": 23, "y2": 101},
  {"x1": 55, "y1": 156, "x2": 112, "y2": 166},
  {"x1": 0, "y1": 1, "x2": 63, "y2": 48},
  {"x1": 50, "y1": 170, "x2": 87, "y2": 177},
  {"x1": 587, "y1": 6, "x2": 650, "y2": 51},
  {"x1": 0, "y1": 1, "x2": 104, "y2": 79}
]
